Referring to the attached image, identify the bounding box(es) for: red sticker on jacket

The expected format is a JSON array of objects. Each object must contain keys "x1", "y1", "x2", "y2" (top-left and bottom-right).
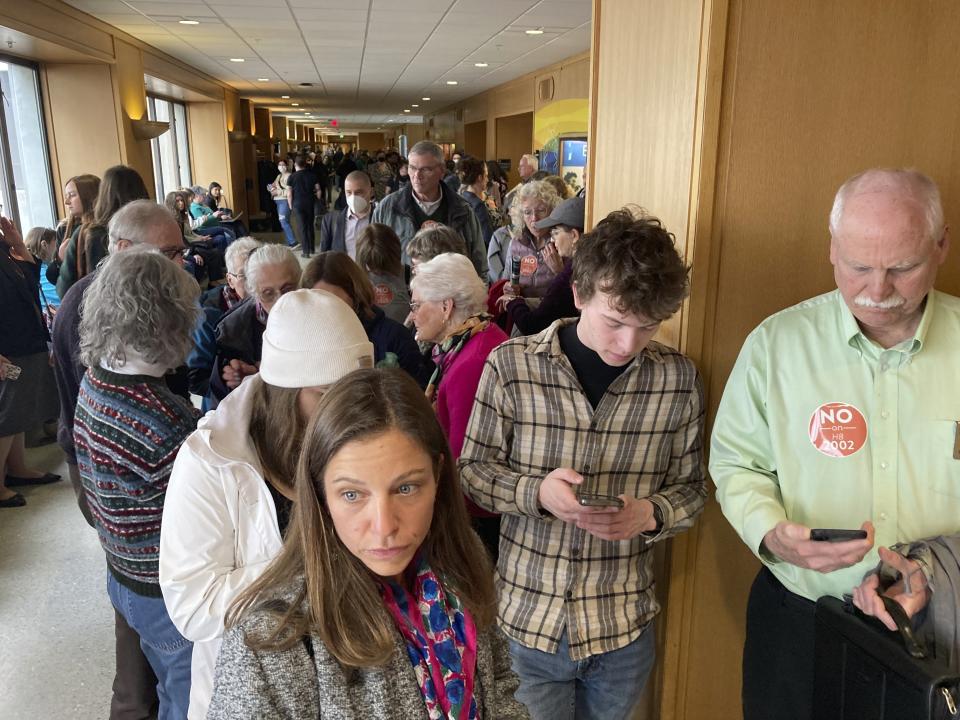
[
  {"x1": 520, "y1": 255, "x2": 538, "y2": 276},
  {"x1": 808, "y1": 402, "x2": 868, "y2": 457},
  {"x1": 373, "y1": 283, "x2": 394, "y2": 306}
]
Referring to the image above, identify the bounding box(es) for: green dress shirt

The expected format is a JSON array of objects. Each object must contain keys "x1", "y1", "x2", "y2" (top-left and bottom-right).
[{"x1": 711, "y1": 289, "x2": 960, "y2": 602}]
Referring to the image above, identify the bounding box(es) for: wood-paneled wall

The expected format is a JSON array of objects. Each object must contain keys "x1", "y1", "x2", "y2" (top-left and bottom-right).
[{"x1": 590, "y1": 1, "x2": 960, "y2": 719}]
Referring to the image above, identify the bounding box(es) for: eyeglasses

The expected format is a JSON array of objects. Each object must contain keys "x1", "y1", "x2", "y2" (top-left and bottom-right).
[
  {"x1": 408, "y1": 164, "x2": 440, "y2": 176},
  {"x1": 159, "y1": 245, "x2": 186, "y2": 260},
  {"x1": 409, "y1": 301, "x2": 422, "y2": 313},
  {"x1": 259, "y1": 286, "x2": 295, "y2": 303},
  {"x1": 226, "y1": 271, "x2": 246, "y2": 280}
]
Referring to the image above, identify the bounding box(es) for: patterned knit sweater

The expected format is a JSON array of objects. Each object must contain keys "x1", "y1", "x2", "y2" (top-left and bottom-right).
[{"x1": 74, "y1": 365, "x2": 198, "y2": 597}]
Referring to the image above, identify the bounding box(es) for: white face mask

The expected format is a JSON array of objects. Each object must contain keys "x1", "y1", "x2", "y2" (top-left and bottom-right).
[{"x1": 346, "y1": 193, "x2": 369, "y2": 215}]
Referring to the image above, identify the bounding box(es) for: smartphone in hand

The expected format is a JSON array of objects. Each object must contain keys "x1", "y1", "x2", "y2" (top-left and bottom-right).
[
  {"x1": 810, "y1": 528, "x2": 868, "y2": 542},
  {"x1": 577, "y1": 493, "x2": 624, "y2": 510}
]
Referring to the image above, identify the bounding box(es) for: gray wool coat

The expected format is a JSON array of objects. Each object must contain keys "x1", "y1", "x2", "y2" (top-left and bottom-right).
[{"x1": 206, "y1": 606, "x2": 530, "y2": 719}]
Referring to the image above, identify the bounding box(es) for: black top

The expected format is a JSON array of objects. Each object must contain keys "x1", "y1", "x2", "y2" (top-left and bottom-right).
[
  {"x1": 0, "y1": 247, "x2": 48, "y2": 357},
  {"x1": 409, "y1": 193, "x2": 449, "y2": 231},
  {"x1": 287, "y1": 169, "x2": 319, "y2": 210},
  {"x1": 558, "y1": 321, "x2": 629, "y2": 410},
  {"x1": 507, "y1": 259, "x2": 577, "y2": 335},
  {"x1": 266, "y1": 480, "x2": 292, "y2": 536}
]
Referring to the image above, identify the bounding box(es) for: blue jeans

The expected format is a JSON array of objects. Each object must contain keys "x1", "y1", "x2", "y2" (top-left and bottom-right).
[
  {"x1": 107, "y1": 572, "x2": 193, "y2": 720},
  {"x1": 275, "y1": 199, "x2": 296, "y2": 246},
  {"x1": 194, "y1": 225, "x2": 231, "y2": 251},
  {"x1": 509, "y1": 624, "x2": 656, "y2": 720}
]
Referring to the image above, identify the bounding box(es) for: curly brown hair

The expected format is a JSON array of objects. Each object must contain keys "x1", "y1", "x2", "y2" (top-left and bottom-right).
[{"x1": 572, "y1": 207, "x2": 689, "y2": 321}]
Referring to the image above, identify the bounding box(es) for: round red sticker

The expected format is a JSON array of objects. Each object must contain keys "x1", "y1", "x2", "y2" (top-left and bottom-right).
[
  {"x1": 519, "y1": 255, "x2": 538, "y2": 276},
  {"x1": 808, "y1": 402, "x2": 868, "y2": 457},
  {"x1": 373, "y1": 283, "x2": 394, "y2": 306}
]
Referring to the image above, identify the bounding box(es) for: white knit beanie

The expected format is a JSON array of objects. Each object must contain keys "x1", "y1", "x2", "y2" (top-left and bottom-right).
[{"x1": 259, "y1": 289, "x2": 374, "y2": 388}]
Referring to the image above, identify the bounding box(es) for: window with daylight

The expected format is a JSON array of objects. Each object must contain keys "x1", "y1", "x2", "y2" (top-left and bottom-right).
[
  {"x1": 147, "y1": 95, "x2": 192, "y2": 200},
  {"x1": 0, "y1": 56, "x2": 56, "y2": 233}
]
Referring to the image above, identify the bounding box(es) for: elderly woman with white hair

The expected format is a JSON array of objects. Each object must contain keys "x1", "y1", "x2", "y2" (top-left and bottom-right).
[
  {"x1": 188, "y1": 238, "x2": 262, "y2": 410},
  {"x1": 160, "y1": 289, "x2": 374, "y2": 720},
  {"x1": 208, "y1": 243, "x2": 301, "y2": 407},
  {"x1": 410, "y1": 252, "x2": 508, "y2": 558},
  {"x1": 73, "y1": 248, "x2": 201, "y2": 720}
]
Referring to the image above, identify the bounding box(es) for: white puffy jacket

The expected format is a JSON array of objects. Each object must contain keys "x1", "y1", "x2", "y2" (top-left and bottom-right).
[{"x1": 159, "y1": 376, "x2": 284, "y2": 720}]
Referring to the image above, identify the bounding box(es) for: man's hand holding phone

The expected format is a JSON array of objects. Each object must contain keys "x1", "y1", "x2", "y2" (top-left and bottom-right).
[
  {"x1": 538, "y1": 468, "x2": 654, "y2": 541},
  {"x1": 761, "y1": 520, "x2": 875, "y2": 572}
]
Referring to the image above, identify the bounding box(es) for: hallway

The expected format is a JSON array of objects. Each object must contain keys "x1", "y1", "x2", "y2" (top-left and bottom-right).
[{"x1": 0, "y1": 444, "x2": 112, "y2": 719}]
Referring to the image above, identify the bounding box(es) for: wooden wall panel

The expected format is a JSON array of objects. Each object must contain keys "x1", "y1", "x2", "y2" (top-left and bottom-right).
[
  {"x1": 495, "y1": 112, "x2": 534, "y2": 187},
  {"x1": 111, "y1": 38, "x2": 155, "y2": 195},
  {"x1": 589, "y1": 0, "x2": 707, "y2": 350},
  {"x1": 43, "y1": 63, "x2": 122, "y2": 191},
  {"x1": 463, "y1": 120, "x2": 487, "y2": 159},
  {"x1": 358, "y1": 132, "x2": 386, "y2": 151},
  {"x1": 589, "y1": 1, "x2": 960, "y2": 719},
  {"x1": 188, "y1": 102, "x2": 230, "y2": 194}
]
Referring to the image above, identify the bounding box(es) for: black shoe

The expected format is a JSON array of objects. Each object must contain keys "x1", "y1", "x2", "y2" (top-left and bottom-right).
[
  {"x1": 6, "y1": 472, "x2": 62, "y2": 487},
  {"x1": 0, "y1": 492, "x2": 26, "y2": 508}
]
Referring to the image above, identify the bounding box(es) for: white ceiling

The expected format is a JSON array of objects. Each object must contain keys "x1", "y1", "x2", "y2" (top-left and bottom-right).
[{"x1": 63, "y1": 0, "x2": 591, "y2": 131}]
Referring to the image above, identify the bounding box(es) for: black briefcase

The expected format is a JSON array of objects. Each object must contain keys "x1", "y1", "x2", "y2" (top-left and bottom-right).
[{"x1": 813, "y1": 595, "x2": 960, "y2": 719}]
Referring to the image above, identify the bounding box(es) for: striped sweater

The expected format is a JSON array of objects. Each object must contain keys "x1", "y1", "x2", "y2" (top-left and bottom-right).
[{"x1": 74, "y1": 365, "x2": 198, "y2": 597}]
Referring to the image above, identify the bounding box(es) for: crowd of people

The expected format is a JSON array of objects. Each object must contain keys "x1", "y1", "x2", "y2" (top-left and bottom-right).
[{"x1": 0, "y1": 148, "x2": 954, "y2": 720}]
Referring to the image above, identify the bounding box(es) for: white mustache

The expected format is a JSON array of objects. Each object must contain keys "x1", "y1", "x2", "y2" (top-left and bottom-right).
[{"x1": 853, "y1": 293, "x2": 906, "y2": 309}]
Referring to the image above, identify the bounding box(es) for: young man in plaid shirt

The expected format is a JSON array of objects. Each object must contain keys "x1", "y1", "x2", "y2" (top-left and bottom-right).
[{"x1": 460, "y1": 208, "x2": 707, "y2": 720}]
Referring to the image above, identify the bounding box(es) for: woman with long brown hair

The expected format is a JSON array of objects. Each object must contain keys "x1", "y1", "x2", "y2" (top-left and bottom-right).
[
  {"x1": 47, "y1": 174, "x2": 100, "y2": 291},
  {"x1": 207, "y1": 368, "x2": 528, "y2": 720},
  {"x1": 302, "y1": 251, "x2": 430, "y2": 386},
  {"x1": 56, "y1": 165, "x2": 149, "y2": 297},
  {"x1": 160, "y1": 289, "x2": 374, "y2": 720}
]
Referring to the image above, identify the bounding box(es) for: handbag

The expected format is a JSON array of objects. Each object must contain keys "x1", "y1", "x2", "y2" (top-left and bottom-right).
[{"x1": 814, "y1": 595, "x2": 960, "y2": 719}]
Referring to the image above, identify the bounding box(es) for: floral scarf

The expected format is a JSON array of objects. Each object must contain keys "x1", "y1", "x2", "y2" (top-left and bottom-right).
[
  {"x1": 425, "y1": 315, "x2": 490, "y2": 404},
  {"x1": 381, "y1": 558, "x2": 480, "y2": 720}
]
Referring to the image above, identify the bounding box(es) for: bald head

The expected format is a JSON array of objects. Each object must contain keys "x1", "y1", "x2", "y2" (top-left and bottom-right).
[
  {"x1": 830, "y1": 168, "x2": 944, "y2": 243},
  {"x1": 828, "y1": 168, "x2": 950, "y2": 347}
]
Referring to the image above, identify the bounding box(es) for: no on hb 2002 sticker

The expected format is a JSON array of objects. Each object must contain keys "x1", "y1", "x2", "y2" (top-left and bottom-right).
[{"x1": 808, "y1": 402, "x2": 868, "y2": 458}]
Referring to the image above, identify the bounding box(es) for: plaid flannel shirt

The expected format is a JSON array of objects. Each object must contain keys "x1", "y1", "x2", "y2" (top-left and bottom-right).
[{"x1": 459, "y1": 319, "x2": 706, "y2": 659}]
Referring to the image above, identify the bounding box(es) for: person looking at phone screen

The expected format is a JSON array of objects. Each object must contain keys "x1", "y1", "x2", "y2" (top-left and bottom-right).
[
  {"x1": 460, "y1": 208, "x2": 707, "y2": 720},
  {"x1": 710, "y1": 168, "x2": 957, "y2": 720}
]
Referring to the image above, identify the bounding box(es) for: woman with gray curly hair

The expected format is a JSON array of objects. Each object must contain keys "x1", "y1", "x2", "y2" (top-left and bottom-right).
[
  {"x1": 73, "y1": 248, "x2": 201, "y2": 720},
  {"x1": 505, "y1": 180, "x2": 562, "y2": 299},
  {"x1": 409, "y1": 252, "x2": 508, "y2": 559}
]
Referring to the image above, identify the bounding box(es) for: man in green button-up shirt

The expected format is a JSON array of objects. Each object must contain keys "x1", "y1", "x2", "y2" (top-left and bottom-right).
[{"x1": 711, "y1": 168, "x2": 955, "y2": 720}]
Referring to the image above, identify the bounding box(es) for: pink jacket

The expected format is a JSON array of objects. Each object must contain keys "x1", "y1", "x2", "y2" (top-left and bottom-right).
[{"x1": 435, "y1": 323, "x2": 509, "y2": 462}]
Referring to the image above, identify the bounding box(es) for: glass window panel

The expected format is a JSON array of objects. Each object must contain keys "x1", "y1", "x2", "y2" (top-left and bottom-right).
[
  {"x1": 174, "y1": 103, "x2": 191, "y2": 190},
  {"x1": 147, "y1": 94, "x2": 192, "y2": 201},
  {"x1": 0, "y1": 59, "x2": 56, "y2": 232}
]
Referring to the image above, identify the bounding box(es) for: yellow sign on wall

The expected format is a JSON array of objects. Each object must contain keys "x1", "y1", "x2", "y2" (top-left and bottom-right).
[{"x1": 533, "y1": 98, "x2": 588, "y2": 149}]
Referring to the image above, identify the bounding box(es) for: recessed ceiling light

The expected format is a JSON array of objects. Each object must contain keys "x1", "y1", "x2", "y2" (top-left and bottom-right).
[
  {"x1": 474, "y1": 62, "x2": 488, "y2": 67},
  {"x1": 422, "y1": 97, "x2": 430, "y2": 101},
  {"x1": 292, "y1": 103, "x2": 300, "y2": 106},
  {"x1": 446, "y1": 80, "x2": 458, "y2": 85},
  {"x1": 411, "y1": 104, "x2": 419, "y2": 107},
  {"x1": 229, "y1": 58, "x2": 245, "y2": 63},
  {"x1": 525, "y1": 28, "x2": 544, "y2": 35},
  {"x1": 281, "y1": 95, "x2": 290, "y2": 99},
  {"x1": 257, "y1": 78, "x2": 269, "y2": 82},
  {"x1": 403, "y1": 109, "x2": 411, "y2": 113},
  {"x1": 179, "y1": 19, "x2": 200, "y2": 25}
]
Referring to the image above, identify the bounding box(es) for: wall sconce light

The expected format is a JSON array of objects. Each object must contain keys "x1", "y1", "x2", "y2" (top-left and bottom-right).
[
  {"x1": 228, "y1": 129, "x2": 250, "y2": 142},
  {"x1": 130, "y1": 118, "x2": 170, "y2": 141}
]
